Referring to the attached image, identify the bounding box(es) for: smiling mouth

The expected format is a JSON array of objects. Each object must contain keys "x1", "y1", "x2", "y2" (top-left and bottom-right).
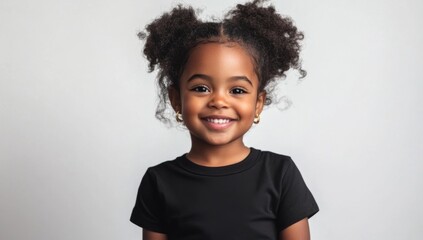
[{"x1": 205, "y1": 118, "x2": 232, "y2": 124}]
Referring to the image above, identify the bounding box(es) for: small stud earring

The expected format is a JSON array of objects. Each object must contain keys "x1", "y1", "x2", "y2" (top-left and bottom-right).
[
  {"x1": 175, "y1": 111, "x2": 183, "y2": 122},
  {"x1": 253, "y1": 114, "x2": 260, "y2": 124}
]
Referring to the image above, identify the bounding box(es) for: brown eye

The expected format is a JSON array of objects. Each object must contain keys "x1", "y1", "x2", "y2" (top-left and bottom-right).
[
  {"x1": 230, "y1": 87, "x2": 247, "y2": 94},
  {"x1": 191, "y1": 85, "x2": 210, "y2": 93}
]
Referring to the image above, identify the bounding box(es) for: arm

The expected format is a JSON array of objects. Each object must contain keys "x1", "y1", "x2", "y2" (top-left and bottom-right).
[
  {"x1": 143, "y1": 229, "x2": 168, "y2": 240},
  {"x1": 279, "y1": 218, "x2": 310, "y2": 240}
]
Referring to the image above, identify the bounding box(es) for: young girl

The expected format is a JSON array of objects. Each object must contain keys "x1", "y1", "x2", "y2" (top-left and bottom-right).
[{"x1": 130, "y1": 1, "x2": 319, "y2": 239}]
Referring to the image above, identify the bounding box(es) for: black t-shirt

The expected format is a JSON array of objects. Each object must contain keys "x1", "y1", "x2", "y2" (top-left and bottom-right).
[{"x1": 130, "y1": 148, "x2": 319, "y2": 240}]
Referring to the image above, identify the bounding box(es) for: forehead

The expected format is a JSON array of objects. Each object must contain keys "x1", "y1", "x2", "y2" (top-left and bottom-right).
[{"x1": 181, "y1": 42, "x2": 257, "y2": 82}]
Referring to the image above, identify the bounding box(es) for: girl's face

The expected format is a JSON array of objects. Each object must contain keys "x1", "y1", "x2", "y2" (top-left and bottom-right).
[{"x1": 170, "y1": 42, "x2": 265, "y2": 147}]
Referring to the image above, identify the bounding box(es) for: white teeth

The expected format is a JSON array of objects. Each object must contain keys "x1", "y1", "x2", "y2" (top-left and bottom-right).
[{"x1": 207, "y1": 118, "x2": 230, "y2": 124}]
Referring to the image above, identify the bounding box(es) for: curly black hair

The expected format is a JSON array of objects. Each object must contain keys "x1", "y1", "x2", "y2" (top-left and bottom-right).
[{"x1": 138, "y1": 0, "x2": 305, "y2": 124}]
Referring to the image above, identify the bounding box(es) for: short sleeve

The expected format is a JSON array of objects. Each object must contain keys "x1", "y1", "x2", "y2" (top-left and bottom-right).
[
  {"x1": 276, "y1": 158, "x2": 319, "y2": 231},
  {"x1": 130, "y1": 168, "x2": 167, "y2": 233}
]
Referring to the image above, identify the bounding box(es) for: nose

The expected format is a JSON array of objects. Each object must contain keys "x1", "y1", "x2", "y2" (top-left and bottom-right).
[{"x1": 207, "y1": 90, "x2": 228, "y2": 109}]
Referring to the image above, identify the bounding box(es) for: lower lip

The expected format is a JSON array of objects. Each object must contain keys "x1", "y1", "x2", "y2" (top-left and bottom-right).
[{"x1": 202, "y1": 119, "x2": 234, "y2": 131}]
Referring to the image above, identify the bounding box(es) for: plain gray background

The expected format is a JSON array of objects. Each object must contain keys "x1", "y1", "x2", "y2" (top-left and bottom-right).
[{"x1": 1, "y1": 0, "x2": 422, "y2": 239}]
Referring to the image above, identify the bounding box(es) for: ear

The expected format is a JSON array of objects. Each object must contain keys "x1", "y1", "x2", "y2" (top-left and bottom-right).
[
  {"x1": 255, "y1": 91, "x2": 266, "y2": 116},
  {"x1": 168, "y1": 86, "x2": 181, "y2": 112}
]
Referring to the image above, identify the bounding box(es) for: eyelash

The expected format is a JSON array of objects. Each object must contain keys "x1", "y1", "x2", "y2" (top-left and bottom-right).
[
  {"x1": 190, "y1": 85, "x2": 210, "y2": 93},
  {"x1": 189, "y1": 86, "x2": 248, "y2": 94},
  {"x1": 230, "y1": 87, "x2": 248, "y2": 94}
]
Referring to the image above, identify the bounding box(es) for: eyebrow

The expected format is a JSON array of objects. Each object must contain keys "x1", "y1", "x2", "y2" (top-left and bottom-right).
[{"x1": 186, "y1": 74, "x2": 253, "y2": 86}]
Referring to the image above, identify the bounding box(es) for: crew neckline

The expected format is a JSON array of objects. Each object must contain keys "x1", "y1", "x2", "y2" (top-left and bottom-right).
[{"x1": 176, "y1": 148, "x2": 260, "y2": 176}]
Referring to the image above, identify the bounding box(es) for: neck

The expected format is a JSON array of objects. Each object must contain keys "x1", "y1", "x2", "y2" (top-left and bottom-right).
[{"x1": 187, "y1": 137, "x2": 250, "y2": 167}]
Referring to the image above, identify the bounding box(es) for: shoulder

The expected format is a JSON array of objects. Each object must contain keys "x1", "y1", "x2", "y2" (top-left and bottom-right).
[
  {"x1": 252, "y1": 148, "x2": 303, "y2": 181},
  {"x1": 255, "y1": 148, "x2": 294, "y2": 168},
  {"x1": 257, "y1": 148, "x2": 292, "y2": 160},
  {"x1": 148, "y1": 159, "x2": 177, "y2": 172},
  {"x1": 143, "y1": 154, "x2": 185, "y2": 180}
]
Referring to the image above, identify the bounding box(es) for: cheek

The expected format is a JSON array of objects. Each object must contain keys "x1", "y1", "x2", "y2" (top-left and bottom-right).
[
  {"x1": 181, "y1": 94, "x2": 201, "y2": 114},
  {"x1": 237, "y1": 99, "x2": 258, "y2": 117}
]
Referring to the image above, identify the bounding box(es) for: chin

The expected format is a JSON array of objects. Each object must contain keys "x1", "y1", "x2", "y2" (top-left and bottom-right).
[
  {"x1": 203, "y1": 136, "x2": 242, "y2": 147},
  {"x1": 202, "y1": 138, "x2": 231, "y2": 146}
]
